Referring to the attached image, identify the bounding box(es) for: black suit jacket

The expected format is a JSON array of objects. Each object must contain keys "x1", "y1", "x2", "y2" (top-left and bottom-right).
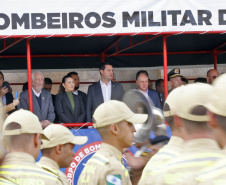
[
  {"x1": 78, "y1": 90, "x2": 87, "y2": 109},
  {"x1": 157, "y1": 92, "x2": 165, "y2": 110},
  {"x1": 86, "y1": 81, "x2": 124, "y2": 122},
  {"x1": 51, "y1": 94, "x2": 59, "y2": 123},
  {"x1": 5, "y1": 92, "x2": 13, "y2": 105},
  {"x1": 5, "y1": 92, "x2": 14, "y2": 114},
  {"x1": 55, "y1": 92, "x2": 86, "y2": 123}
]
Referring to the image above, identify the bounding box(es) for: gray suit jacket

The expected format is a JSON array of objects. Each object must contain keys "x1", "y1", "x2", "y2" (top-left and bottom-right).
[
  {"x1": 19, "y1": 89, "x2": 55, "y2": 122},
  {"x1": 86, "y1": 81, "x2": 124, "y2": 122}
]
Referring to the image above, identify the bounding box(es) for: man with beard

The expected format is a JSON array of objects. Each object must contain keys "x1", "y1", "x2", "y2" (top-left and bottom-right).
[
  {"x1": 67, "y1": 72, "x2": 87, "y2": 109},
  {"x1": 20, "y1": 71, "x2": 55, "y2": 128}
]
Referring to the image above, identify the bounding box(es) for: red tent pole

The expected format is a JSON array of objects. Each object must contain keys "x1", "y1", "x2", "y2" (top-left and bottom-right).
[
  {"x1": 62, "y1": 123, "x2": 93, "y2": 127},
  {"x1": 163, "y1": 36, "x2": 168, "y2": 100},
  {"x1": 213, "y1": 49, "x2": 217, "y2": 70},
  {"x1": 101, "y1": 53, "x2": 105, "y2": 63},
  {"x1": 3, "y1": 39, "x2": 6, "y2": 48},
  {"x1": 26, "y1": 39, "x2": 33, "y2": 112}
]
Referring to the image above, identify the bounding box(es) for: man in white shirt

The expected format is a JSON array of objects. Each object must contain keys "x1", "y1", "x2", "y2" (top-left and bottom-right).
[
  {"x1": 20, "y1": 71, "x2": 55, "y2": 127},
  {"x1": 136, "y1": 70, "x2": 161, "y2": 109},
  {"x1": 86, "y1": 62, "x2": 124, "y2": 122}
]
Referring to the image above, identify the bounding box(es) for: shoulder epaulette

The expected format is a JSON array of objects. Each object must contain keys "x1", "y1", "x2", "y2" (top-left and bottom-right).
[
  {"x1": 36, "y1": 163, "x2": 59, "y2": 177},
  {"x1": 89, "y1": 153, "x2": 109, "y2": 166}
]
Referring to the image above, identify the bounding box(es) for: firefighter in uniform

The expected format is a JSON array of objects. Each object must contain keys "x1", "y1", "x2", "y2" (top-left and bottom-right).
[
  {"x1": 0, "y1": 109, "x2": 62, "y2": 185},
  {"x1": 37, "y1": 124, "x2": 88, "y2": 185},
  {"x1": 124, "y1": 136, "x2": 169, "y2": 185},
  {"x1": 140, "y1": 83, "x2": 224, "y2": 185},
  {"x1": 0, "y1": 105, "x2": 7, "y2": 184},
  {"x1": 139, "y1": 86, "x2": 185, "y2": 184},
  {"x1": 185, "y1": 73, "x2": 226, "y2": 185},
  {"x1": 77, "y1": 100, "x2": 148, "y2": 185}
]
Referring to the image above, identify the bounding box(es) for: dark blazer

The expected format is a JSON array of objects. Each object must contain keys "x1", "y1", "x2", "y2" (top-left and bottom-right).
[
  {"x1": 55, "y1": 91, "x2": 85, "y2": 123},
  {"x1": 157, "y1": 92, "x2": 165, "y2": 110},
  {"x1": 51, "y1": 94, "x2": 59, "y2": 123},
  {"x1": 19, "y1": 89, "x2": 55, "y2": 122},
  {"x1": 86, "y1": 81, "x2": 124, "y2": 122},
  {"x1": 78, "y1": 90, "x2": 87, "y2": 109},
  {"x1": 5, "y1": 92, "x2": 13, "y2": 105},
  {"x1": 147, "y1": 89, "x2": 162, "y2": 110},
  {"x1": 5, "y1": 92, "x2": 14, "y2": 114}
]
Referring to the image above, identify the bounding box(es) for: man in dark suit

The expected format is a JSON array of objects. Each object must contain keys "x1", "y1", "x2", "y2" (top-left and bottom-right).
[
  {"x1": 136, "y1": 70, "x2": 161, "y2": 109},
  {"x1": 44, "y1": 77, "x2": 59, "y2": 123},
  {"x1": 19, "y1": 71, "x2": 55, "y2": 128},
  {"x1": 155, "y1": 79, "x2": 165, "y2": 110},
  {"x1": 0, "y1": 71, "x2": 14, "y2": 114},
  {"x1": 67, "y1": 71, "x2": 87, "y2": 108},
  {"x1": 86, "y1": 62, "x2": 125, "y2": 122},
  {"x1": 148, "y1": 78, "x2": 153, "y2": 89}
]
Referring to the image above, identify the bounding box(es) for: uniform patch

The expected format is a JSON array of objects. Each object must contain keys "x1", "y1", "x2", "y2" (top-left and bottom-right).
[
  {"x1": 106, "y1": 175, "x2": 122, "y2": 185},
  {"x1": 141, "y1": 146, "x2": 153, "y2": 156}
]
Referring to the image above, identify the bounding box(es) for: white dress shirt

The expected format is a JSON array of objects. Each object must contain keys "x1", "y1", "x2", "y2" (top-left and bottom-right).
[
  {"x1": 100, "y1": 80, "x2": 112, "y2": 102},
  {"x1": 32, "y1": 88, "x2": 42, "y2": 97},
  {"x1": 144, "y1": 89, "x2": 149, "y2": 99}
]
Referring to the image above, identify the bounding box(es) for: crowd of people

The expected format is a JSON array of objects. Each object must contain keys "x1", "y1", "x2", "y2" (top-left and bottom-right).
[
  {"x1": 0, "y1": 64, "x2": 224, "y2": 185},
  {"x1": 0, "y1": 63, "x2": 219, "y2": 126}
]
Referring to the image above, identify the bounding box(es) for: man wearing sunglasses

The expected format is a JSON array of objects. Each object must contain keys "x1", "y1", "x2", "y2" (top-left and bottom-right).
[{"x1": 206, "y1": 69, "x2": 219, "y2": 84}]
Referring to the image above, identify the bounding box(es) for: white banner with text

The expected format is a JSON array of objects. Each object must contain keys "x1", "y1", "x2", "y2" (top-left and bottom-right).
[{"x1": 1, "y1": 0, "x2": 226, "y2": 36}]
